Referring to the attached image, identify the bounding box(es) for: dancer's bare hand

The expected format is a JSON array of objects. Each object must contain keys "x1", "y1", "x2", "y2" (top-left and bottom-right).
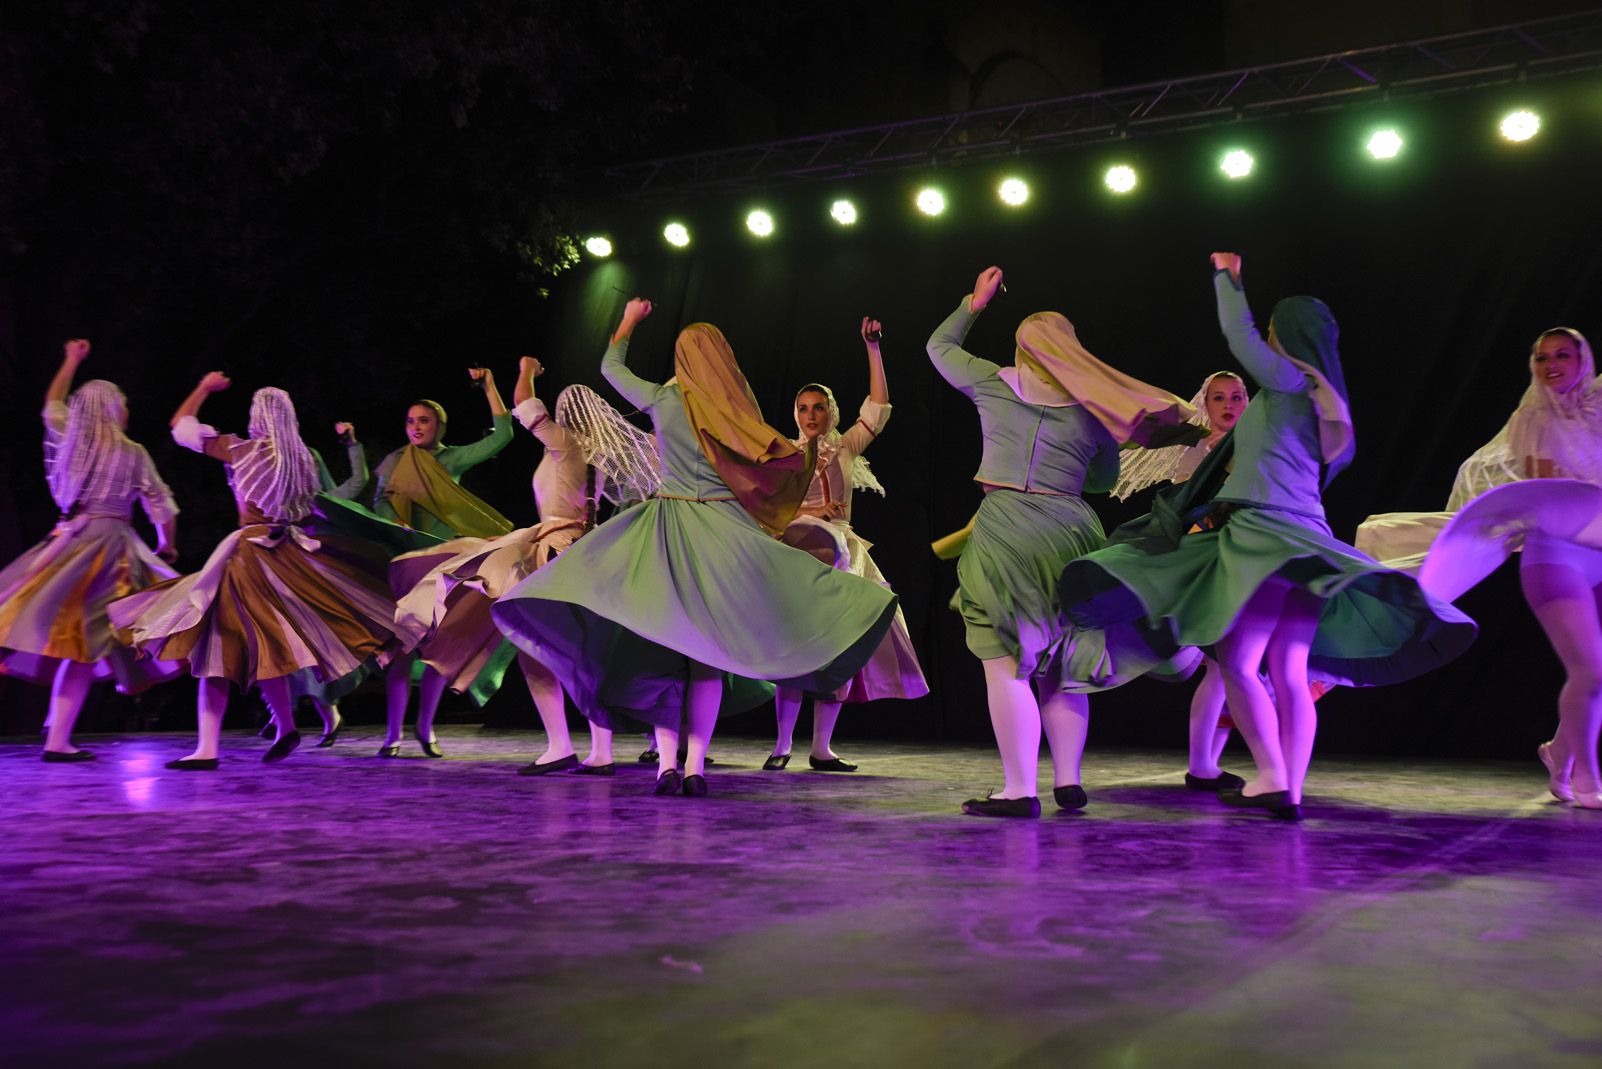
[
  {"x1": 520, "y1": 355, "x2": 545, "y2": 378},
  {"x1": 64, "y1": 339, "x2": 91, "y2": 364},
  {"x1": 622, "y1": 298, "x2": 653, "y2": 323},
  {"x1": 200, "y1": 371, "x2": 231, "y2": 393},
  {"x1": 1210, "y1": 252, "x2": 1242, "y2": 282},
  {"x1": 971, "y1": 267, "x2": 1004, "y2": 312},
  {"x1": 334, "y1": 421, "x2": 355, "y2": 442},
  {"x1": 861, "y1": 318, "x2": 883, "y2": 345},
  {"x1": 468, "y1": 367, "x2": 494, "y2": 389}
]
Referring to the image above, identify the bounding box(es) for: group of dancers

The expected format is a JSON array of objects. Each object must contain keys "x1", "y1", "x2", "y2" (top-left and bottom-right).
[{"x1": 2, "y1": 253, "x2": 1599, "y2": 819}]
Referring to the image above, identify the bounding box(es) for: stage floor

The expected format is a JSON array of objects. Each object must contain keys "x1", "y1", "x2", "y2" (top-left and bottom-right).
[{"x1": 4, "y1": 730, "x2": 1601, "y2": 1067}]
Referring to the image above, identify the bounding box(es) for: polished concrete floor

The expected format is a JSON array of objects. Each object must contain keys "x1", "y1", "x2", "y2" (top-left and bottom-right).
[{"x1": 3, "y1": 729, "x2": 1601, "y2": 1068}]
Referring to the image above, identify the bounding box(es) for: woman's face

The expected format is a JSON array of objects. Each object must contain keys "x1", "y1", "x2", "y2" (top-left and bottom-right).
[
  {"x1": 795, "y1": 390, "x2": 831, "y2": 441},
  {"x1": 1203, "y1": 375, "x2": 1247, "y2": 431},
  {"x1": 406, "y1": 404, "x2": 442, "y2": 449},
  {"x1": 1534, "y1": 333, "x2": 1584, "y2": 393}
]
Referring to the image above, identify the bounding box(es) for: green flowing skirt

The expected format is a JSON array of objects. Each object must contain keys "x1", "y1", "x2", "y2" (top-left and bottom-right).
[
  {"x1": 1061, "y1": 503, "x2": 1477, "y2": 687},
  {"x1": 492, "y1": 496, "x2": 900, "y2": 731}
]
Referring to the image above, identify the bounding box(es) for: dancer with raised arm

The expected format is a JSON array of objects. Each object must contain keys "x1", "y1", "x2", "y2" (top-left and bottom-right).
[
  {"x1": 110, "y1": 374, "x2": 416, "y2": 769},
  {"x1": 766, "y1": 318, "x2": 928, "y2": 773},
  {"x1": 929, "y1": 266, "x2": 1204, "y2": 818},
  {"x1": 0, "y1": 340, "x2": 180, "y2": 760},
  {"x1": 374, "y1": 370, "x2": 515, "y2": 758},
  {"x1": 1062, "y1": 253, "x2": 1475, "y2": 820},
  {"x1": 395, "y1": 356, "x2": 661, "y2": 775},
  {"x1": 494, "y1": 299, "x2": 898, "y2": 797}
]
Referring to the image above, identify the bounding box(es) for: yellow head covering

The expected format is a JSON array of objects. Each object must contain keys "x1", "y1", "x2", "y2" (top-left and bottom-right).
[
  {"x1": 674, "y1": 323, "x2": 814, "y2": 536},
  {"x1": 1013, "y1": 312, "x2": 1200, "y2": 448}
]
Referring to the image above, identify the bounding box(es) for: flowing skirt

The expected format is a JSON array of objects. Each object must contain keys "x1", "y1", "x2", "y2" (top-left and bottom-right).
[
  {"x1": 1419, "y1": 478, "x2": 1602, "y2": 601},
  {"x1": 955, "y1": 489, "x2": 1197, "y2": 691},
  {"x1": 492, "y1": 497, "x2": 900, "y2": 731},
  {"x1": 110, "y1": 524, "x2": 416, "y2": 690},
  {"x1": 0, "y1": 516, "x2": 182, "y2": 692},
  {"x1": 1061, "y1": 503, "x2": 1477, "y2": 687},
  {"x1": 780, "y1": 516, "x2": 928, "y2": 703},
  {"x1": 392, "y1": 518, "x2": 585, "y2": 704}
]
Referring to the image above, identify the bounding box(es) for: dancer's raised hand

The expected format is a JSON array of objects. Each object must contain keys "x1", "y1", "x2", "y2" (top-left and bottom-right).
[
  {"x1": 623, "y1": 298, "x2": 653, "y2": 324},
  {"x1": 520, "y1": 356, "x2": 545, "y2": 378},
  {"x1": 200, "y1": 371, "x2": 231, "y2": 393},
  {"x1": 64, "y1": 339, "x2": 91, "y2": 364},
  {"x1": 1210, "y1": 252, "x2": 1242, "y2": 283},
  {"x1": 334, "y1": 421, "x2": 356, "y2": 442},
  {"x1": 971, "y1": 266, "x2": 1004, "y2": 312},
  {"x1": 468, "y1": 367, "x2": 495, "y2": 389},
  {"x1": 861, "y1": 318, "x2": 883, "y2": 346}
]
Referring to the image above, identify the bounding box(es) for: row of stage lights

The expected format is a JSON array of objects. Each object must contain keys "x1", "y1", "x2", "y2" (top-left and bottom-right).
[{"x1": 581, "y1": 109, "x2": 1544, "y2": 257}]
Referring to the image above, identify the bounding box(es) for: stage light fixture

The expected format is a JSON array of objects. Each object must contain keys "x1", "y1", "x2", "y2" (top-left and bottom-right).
[
  {"x1": 915, "y1": 187, "x2": 946, "y2": 216},
  {"x1": 1366, "y1": 129, "x2": 1403, "y2": 160},
  {"x1": 663, "y1": 222, "x2": 691, "y2": 248},
  {"x1": 830, "y1": 199, "x2": 858, "y2": 226},
  {"x1": 1500, "y1": 109, "x2": 1541, "y2": 143},
  {"x1": 583, "y1": 236, "x2": 613, "y2": 257},
  {"x1": 1104, "y1": 165, "x2": 1137, "y2": 193},
  {"x1": 1220, "y1": 149, "x2": 1255, "y2": 179},
  {"x1": 746, "y1": 209, "x2": 775, "y2": 238},
  {"x1": 998, "y1": 177, "x2": 1029, "y2": 206}
]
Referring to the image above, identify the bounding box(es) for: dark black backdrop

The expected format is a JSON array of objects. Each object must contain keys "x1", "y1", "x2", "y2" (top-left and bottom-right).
[{"x1": 6, "y1": 77, "x2": 1602, "y2": 758}]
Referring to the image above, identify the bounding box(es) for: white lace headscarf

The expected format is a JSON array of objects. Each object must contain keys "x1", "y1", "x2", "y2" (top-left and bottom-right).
[
  {"x1": 1447, "y1": 328, "x2": 1602, "y2": 508},
  {"x1": 792, "y1": 382, "x2": 886, "y2": 496},
  {"x1": 46, "y1": 379, "x2": 132, "y2": 512},
  {"x1": 554, "y1": 384, "x2": 663, "y2": 505},
  {"x1": 234, "y1": 387, "x2": 320, "y2": 522},
  {"x1": 1111, "y1": 372, "x2": 1247, "y2": 501}
]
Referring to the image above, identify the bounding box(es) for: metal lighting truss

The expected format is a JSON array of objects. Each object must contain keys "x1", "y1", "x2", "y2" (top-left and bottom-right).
[{"x1": 601, "y1": 9, "x2": 1602, "y2": 197}]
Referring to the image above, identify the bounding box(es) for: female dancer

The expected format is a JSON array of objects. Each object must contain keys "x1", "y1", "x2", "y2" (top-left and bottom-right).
[
  {"x1": 929, "y1": 266, "x2": 1204, "y2": 818},
  {"x1": 1417, "y1": 328, "x2": 1602, "y2": 808},
  {"x1": 1113, "y1": 371, "x2": 1251, "y2": 790},
  {"x1": 0, "y1": 340, "x2": 180, "y2": 760},
  {"x1": 110, "y1": 373, "x2": 416, "y2": 769},
  {"x1": 374, "y1": 370, "x2": 515, "y2": 757},
  {"x1": 767, "y1": 318, "x2": 929, "y2": 772},
  {"x1": 1061, "y1": 253, "x2": 1476, "y2": 819},
  {"x1": 395, "y1": 357, "x2": 661, "y2": 775},
  {"x1": 493, "y1": 299, "x2": 899, "y2": 797}
]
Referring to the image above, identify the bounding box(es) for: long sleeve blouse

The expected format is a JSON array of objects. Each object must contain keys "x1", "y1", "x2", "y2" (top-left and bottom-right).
[
  {"x1": 512, "y1": 397, "x2": 592, "y2": 523},
  {"x1": 602, "y1": 338, "x2": 741, "y2": 502},
  {"x1": 927, "y1": 298, "x2": 1119, "y2": 497},
  {"x1": 1212, "y1": 271, "x2": 1327, "y2": 517}
]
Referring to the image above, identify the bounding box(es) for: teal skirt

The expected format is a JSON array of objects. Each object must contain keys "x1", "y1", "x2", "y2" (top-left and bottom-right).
[
  {"x1": 956, "y1": 489, "x2": 1197, "y2": 691},
  {"x1": 1061, "y1": 503, "x2": 1477, "y2": 687},
  {"x1": 492, "y1": 496, "x2": 900, "y2": 731}
]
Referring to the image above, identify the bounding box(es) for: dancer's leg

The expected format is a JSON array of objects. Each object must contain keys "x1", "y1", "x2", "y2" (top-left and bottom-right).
[
  {"x1": 259, "y1": 677, "x2": 297, "y2": 739},
  {"x1": 981, "y1": 656, "x2": 1042, "y2": 800},
  {"x1": 583, "y1": 723, "x2": 614, "y2": 767},
  {"x1": 809, "y1": 699, "x2": 845, "y2": 761},
  {"x1": 1522, "y1": 561, "x2": 1602, "y2": 797},
  {"x1": 773, "y1": 686, "x2": 802, "y2": 758},
  {"x1": 520, "y1": 652, "x2": 575, "y2": 764},
  {"x1": 1187, "y1": 658, "x2": 1229, "y2": 778},
  {"x1": 681, "y1": 661, "x2": 722, "y2": 778},
  {"x1": 413, "y1": 666, "x2": 448, "y2": 746},
  {"x1": 1213, "y1": 580, "x2": 1290, "y2": 796},
  {"x1": 382, "y1": 656, "x2": 412, "y2": 747},
  {"x1": 42, "y1": 660, "x2": 95, "y2": 755},
  {"x1": 1263, "y1": 587, "x2": 1323, "y2": 805},
  {"x1": 311, "y1": 699, "x2": 339, "y2": 736},
  {"x1": 1037, "y1": 684, "x2": 1089, "y2": 789},
  {"x1": 183, "y1": 677, "x2": 230, "y2": 761}
]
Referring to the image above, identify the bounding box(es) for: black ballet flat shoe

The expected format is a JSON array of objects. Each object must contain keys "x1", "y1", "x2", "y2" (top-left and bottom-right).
[
  {"x1": 316, "y1": 719, "x2": 343, "y2": 748},
  {"x1": 961, "y1": 795, "x2": 1041, "y2": 818},
  {"x1": 637, "y1": 747, "x2": 659, "y2": 764},
  {"x1": 165, "y1": 757, "x2": 219, "y2": 771},
  {"x1": 517, "y1": 753, "x2": 579, "y2": 777},
  {"x1": 376, "y1": 742, "x2": 402, "y2": 758},
  {"x1": 263, "y1": 731, "x2": 301, "y2": 764},
  {"x1": 653, "y1": 770, "x2": 682, "y2": 796},
  {"x1": 41, "y1": 749, "x2": 96, "y2": 763},
  {"x1": 572, "y1": 762, "x2": 616, "y2": 776},
  {"x1": 682, "y1": 774, "x2": 708, "y2": 797},
  {"x1": 1053, "y1": 784, "x2": 1088, "y2": 810},
  {"x1": 1219, "y1": 787, "x2": 1302, "y2": 821},
  {"x1": 257, "y1": 721, "x2": 275, "y2": 739},
  {"x1": 1185, "y1": 770, "x2": 1247, "y2": 792},
  {"x1": 809, "y1": 755, "x2": 858, "y2": 773},
  {"x1": 415, "y1": 732, "x2": 444, "y2": 759},
  {"x1": 762, "y1": 753, "x2": 791, "y2": 771}
]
